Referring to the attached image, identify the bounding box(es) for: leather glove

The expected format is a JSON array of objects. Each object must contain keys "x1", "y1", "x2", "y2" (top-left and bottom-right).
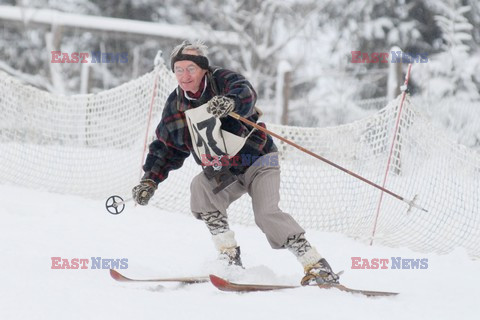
[
  {"x1": 132, "y1": 179, "x2": 157, "y2": 205},
  {"x1": 206, "y1": 96, "x2": 235, "y2": 118}
]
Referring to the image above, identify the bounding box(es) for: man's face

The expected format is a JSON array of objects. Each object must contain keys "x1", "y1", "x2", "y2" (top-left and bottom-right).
[{"x1": 173, "y1": 50, "x2": 207, "y2": 93}]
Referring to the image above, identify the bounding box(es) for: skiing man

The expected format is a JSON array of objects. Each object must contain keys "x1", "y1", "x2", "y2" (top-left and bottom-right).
[{"x1": 132, "y1": 40, "x2": 339, "y2": 286}]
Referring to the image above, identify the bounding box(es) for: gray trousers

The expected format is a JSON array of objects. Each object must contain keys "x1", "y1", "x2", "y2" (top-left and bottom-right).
[{"x1": 190, "y1": 152, "x2": 305, "y2": 249}]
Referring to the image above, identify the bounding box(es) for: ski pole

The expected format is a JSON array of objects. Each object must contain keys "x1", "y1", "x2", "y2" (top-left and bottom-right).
[{"x1": 228, "y1": 112, "x2": 427, "y2": 212}]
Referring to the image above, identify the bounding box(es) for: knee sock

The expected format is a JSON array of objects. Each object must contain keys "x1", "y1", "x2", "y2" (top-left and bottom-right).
[
  {"x1": 284, "y1": 233, "x2": 322, "y2": 268},
  {"x1": 199, "y1": 210, "x2": 230, "y2": 235},
  {"x1": 200, "y1": 211, "x2": 237, "y2": 251}
]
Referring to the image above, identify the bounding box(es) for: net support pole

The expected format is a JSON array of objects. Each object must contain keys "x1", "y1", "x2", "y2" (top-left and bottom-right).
[
  {"x1": 138, "y1": 66, "x2": 161, "y2": 181},
  {"x1": 370, "y1": 63, "x2": 413, "y2": 246}
]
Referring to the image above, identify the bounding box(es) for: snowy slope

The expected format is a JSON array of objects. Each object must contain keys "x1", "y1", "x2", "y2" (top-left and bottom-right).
[{"x1": 0, "y1": 184, "x2": 479, "y2": 320}]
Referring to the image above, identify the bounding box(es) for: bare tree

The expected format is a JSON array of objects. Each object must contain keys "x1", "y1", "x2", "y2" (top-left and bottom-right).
[{"x1": 198, "y1": 0, "x2": 321, "y2": 100}]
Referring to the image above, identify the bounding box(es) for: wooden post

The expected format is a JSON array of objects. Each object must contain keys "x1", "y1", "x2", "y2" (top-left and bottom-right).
[
  {"x1": 80, "y1": 61, "x2": 91, "y2": 94},
  {"x1": 276, "y1": 60, "x2": 292, "y2": 125},
  {"x1": 387, "y1": 46, "x2": 403, "y2": 101},
  {"x1": 281, "y1": 70, "x2": 291, "y2": 125},
  {"x1": 45, "y1": 24, "x2": 65, "y2": 94},
  {"x1": 132, "y1": 47, "x2": 140, "y2": 79}
]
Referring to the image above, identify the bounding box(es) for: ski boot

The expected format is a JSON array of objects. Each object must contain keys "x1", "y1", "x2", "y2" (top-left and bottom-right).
[
  {"x1": 301, "y1": 258, "x2": 340, "y2": 286},
  {"x1": 219, "y1": 246, "x2": 243, "y2": 268}
]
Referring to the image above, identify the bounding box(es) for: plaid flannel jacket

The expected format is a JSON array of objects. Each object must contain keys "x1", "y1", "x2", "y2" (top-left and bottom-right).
[{"x1": 142, "y1": 67, "x2": 277, "y2": 185}]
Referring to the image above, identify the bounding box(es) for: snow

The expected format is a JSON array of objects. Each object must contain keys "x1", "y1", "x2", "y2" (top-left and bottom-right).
[{"x1": 1, "y1": 184, "x2": 479, "y2": 320}]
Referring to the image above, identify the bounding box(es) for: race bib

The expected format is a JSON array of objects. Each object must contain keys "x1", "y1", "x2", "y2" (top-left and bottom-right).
[{"x1": 184, "y1": 104, "x2": 253, "y2": 164}]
